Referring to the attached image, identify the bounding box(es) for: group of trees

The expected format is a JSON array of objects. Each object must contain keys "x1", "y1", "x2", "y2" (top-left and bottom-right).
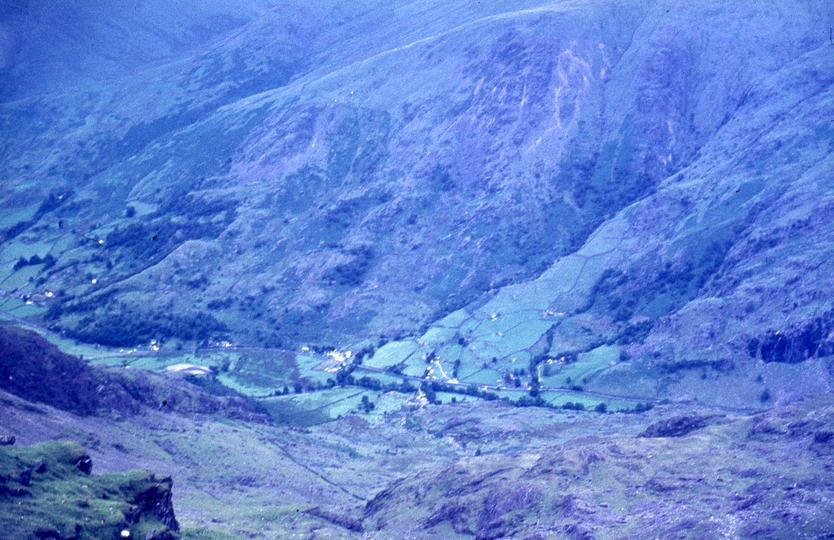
[
  {"x1": 322, "y1": 245, "x2": 375, "y2": 287},
  {"x1": 106, "y1": 195, "x2": 236, "y2": 274},
  {"x1": 63, "y1": 309, "x2": 228, "y2": 348},
  {"x1": 358, "y1": 395, "x2": 375, "y2": 413},
  {"x1": 2, "y1": 190, "x2": 71, "y2": 243},
  {"x1": 13, "y1": 254, "x2": 56, "y2": 271}
]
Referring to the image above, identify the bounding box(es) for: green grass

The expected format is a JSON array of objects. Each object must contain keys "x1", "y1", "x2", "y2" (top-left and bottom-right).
[
  {"x1": 295, "y1": 353, "x2": 333, "y2": 384},
  {"x1": 260, "y1": 388, "x2": 374, "y2": 426},
  {"x1": 366, "y1": 391, "x2": 411, "y2": 415},
  {"x1": 433, "y1": 391, "x2": 478, "y2": 404},
  {"x1": 490, "y1": 319, "x2": 553, "y2": 355},
  {"x1": 0, "y1": 206, "x2": 37, "y2": 231},
  {"x1": 455, "y1": 358, "x2": 486, "y2": 380},
  {"x1": 354, "y1": 370, "x2": 407, "y2": 386},
  {"x1": 469, "y1": 310, "x2": 540, "y2": 337},
  {"x1": 493, "y1": 351, "x2": 531, "y2": 373},
  {"x1": 219, "y1": 350, "x2": 299, "y2": 396},
  {"x1": 436, "y1": 342, "x2": 463, "y2": 362},
  {"x1": 363, "y1": 340, "x2": 419, "y2": 369},
  {"x1": 541, "y1": 391, "x2": 607, "y2": 410},
  {"x1": 418, "y1": 325, "x2": 458, "y2": 343},
  {"x1": 0, "y1": 265, "x2": 40, "y2": 290},
  {"x1": 540, "y1": 345, "x2": 618, "y2": 389},
  {"x1": 460, "y1": 368, "x2": 502, "y2": 386},
  {"x1": 434, "y1": 308, "x2": 470, "y2": 328},
  {"x1": 9, "y1": 302, "x2": 46, "y2": 317},
  {"x1": 401, "y1": 357, "x2": 429, "y2": 377},
  {"x1": 0, "y1": 441, "x2": 178, "y2": 540}
]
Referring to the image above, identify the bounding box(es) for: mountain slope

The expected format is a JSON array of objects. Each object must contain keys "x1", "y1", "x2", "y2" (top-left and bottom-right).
[{"x1": 1, "y1": 0, "x2": 833, "y2": 409}]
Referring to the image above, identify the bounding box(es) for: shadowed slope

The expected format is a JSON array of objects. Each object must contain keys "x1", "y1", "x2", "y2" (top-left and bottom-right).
[{"x1": 0, "y1": 0, "x2": 831, "y2": 383}]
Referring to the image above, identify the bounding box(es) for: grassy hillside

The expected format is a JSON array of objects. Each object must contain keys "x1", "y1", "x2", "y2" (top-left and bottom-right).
[{"x1": 0, "y1": 440, "x2": 179, "y2": 540}]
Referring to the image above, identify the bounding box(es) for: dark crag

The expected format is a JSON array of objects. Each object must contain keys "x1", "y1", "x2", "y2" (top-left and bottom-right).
[
  {"x1": 0, "y1": 325, "x2": 267, "y2": 422},
  {"x1": 0, "y1": 325, "x2": 98, "y2": 416}
]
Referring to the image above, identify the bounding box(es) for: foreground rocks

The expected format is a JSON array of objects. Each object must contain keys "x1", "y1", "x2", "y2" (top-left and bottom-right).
[
  {"x1": 360, "y1": 396, "x2": 834, "y2": 539},
  {"x1": 0, "y1": 441, "x2": 179, "y2": 540}
]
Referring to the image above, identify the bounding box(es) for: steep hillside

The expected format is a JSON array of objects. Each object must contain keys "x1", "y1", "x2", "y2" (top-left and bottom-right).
[
  {"x1": 1, "y1": 0, "x2": 833, "y2": 410},
  {"x1": 0, "y1": 325, "x2": 267, "y2": 421}
]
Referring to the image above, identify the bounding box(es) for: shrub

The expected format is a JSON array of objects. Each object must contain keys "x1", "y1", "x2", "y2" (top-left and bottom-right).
[
  {"x1": 813, "y1": 431, "x2": 834, "y2": 444},
  {"x1": 633, "y1": 402, "x2": 653, "y2": 413},
  {"x1": 562, "y1": 401, "x2": 585, "y2": 411}
]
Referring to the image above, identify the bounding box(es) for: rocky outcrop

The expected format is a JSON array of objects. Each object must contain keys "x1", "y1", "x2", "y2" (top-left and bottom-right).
[
  {"x1": 638, "y1": 415, "x2": 717, "y2": 438},
  {"x1": 0, "y1": 441, "x2": 180, "y2": 539},
  {"x1": 73, "y1": 454, "x2": 93, "y2": 474},
  {"x1": 128, "y1": 475, "x2": 180, "y2": 533},
  {"x1": 305, "y1": 506, "x2": 363, "y2": 533},
  {"x1": 361, "y1": 397, "x2": 834, "y2": 539},
  {"x1": 747, "y1": 310, "x2": 834, "y2": 364}
]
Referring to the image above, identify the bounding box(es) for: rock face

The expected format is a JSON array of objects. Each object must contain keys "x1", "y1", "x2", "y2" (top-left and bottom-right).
[
  {"x1": 129, "y1": 476, "x2": 180, "y2": 533},
  {"x1": 73, "y1": 455, "x2": 92, "y2": 475},
  {"x1": 0, "y1": 441, "x2": 179, "y2": 539}
]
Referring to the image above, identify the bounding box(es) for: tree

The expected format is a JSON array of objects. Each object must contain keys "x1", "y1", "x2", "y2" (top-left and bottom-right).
[
  {"x1": 359, "y1": 395, "x2": 375, "y2": 413},
  {"x1": 423, "y1": 384, "x2": 437, "y2": 404}
]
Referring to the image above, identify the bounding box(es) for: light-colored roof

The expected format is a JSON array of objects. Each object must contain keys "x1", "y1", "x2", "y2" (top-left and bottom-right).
[{"x1": 165, "y1": 363, "x2": 212, "y2": 375}]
